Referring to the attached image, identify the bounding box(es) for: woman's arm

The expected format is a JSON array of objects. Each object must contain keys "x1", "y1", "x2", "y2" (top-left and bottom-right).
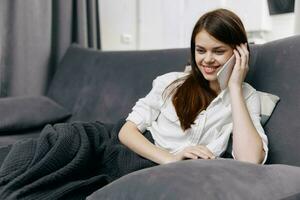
[
  {"x1": 119, "y1": 121, "x2": 216, "y2": 164},
  {"x1": 229, "y1": 88, "x2": 265, "y2": 164},
  {"x1": 228, "y1": 44, "x2": 265, "y2": 164},
  {"x1": 118, "y1": 121, "x2": 175, "y2": 164}
]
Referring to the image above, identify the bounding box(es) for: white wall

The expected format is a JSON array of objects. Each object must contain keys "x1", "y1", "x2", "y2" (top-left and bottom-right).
[
  {"x1": 266, "y1": 13, "x2": 295, "y2": 41},
  {"x1": 137, "y1": 0, "x2": 186, "y2": 49},
  {"x1": 182, "y1": 0, "x2": 223, "y2": 48},
  {"x1": 99, "y1": 0, "x2": 137, "y2": 50},
  {"x1": 295, "y1": 0, "x2": 300, "y2": 34},
  {"x1": 100, "y1": 0, "x2": 297, "y2": 51},
  {"x1": 223, "y1": 0, "x2": 271, "y2": 32},
  {"x1": 138, "y1": 0, "x2": 222, "y2": 50}
]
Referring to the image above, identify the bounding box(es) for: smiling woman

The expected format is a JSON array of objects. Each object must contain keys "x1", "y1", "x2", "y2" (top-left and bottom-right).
[
  {"x1": 194, "y1": 30, "x2": 234, "y2": 88},
  {"x1": 119, "y1": 8, "x2": 267, "y2": 165}
]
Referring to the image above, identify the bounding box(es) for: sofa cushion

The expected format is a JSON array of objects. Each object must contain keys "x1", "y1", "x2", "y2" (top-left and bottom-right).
[
  {"x1": 0, "y1": 96, "x2": 71, "y2": 134},
  {"x1": 87, "y1": 159, "x2": 300, "y2": 200}
]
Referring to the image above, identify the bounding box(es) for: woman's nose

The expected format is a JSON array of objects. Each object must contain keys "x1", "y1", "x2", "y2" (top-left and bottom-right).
[{"x1": 203, "y1": 54, "x2": 215, "y2": 63}]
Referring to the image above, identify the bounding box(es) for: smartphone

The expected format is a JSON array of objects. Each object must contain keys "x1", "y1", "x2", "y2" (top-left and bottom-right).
[{"x1": 217, "y1": 55, "x2": 236, "y2": 90}]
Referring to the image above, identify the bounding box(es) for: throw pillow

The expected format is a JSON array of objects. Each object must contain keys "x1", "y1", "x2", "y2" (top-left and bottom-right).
[
  {"x1": 257, "y1": 91, "x2": 280, "y2": 126},
  {"x1": 87, "y1": 159, "x2": 300, "y2": 200},
  {"x1": 0, "y1": 96, "x2": 71, "y2": 133}
]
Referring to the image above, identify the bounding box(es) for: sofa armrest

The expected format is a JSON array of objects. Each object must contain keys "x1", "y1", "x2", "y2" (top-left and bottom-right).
[{"x1": 0, "y1": 96, "x2": 71, "y2": 134}]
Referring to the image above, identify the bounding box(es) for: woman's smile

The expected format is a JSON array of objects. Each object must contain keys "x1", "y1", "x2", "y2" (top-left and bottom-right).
[{"x1": 201, "y1": 64, "x2": 221, "y2": 75}]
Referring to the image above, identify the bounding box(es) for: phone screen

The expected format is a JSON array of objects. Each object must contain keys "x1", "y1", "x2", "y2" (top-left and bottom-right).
[{"x1": 217, "y1": 55, "x2": 236, "y2": 90}]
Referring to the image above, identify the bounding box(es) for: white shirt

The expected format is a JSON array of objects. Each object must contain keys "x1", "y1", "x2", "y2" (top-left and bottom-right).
[{"x1": 126, "y1": 71, "x2": 268, "y2": 164}]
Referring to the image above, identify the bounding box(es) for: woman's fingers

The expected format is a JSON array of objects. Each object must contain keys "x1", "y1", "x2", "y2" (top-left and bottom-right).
[
  {"x1": 183, "y1": 152, "x2": 199, "y2": 160},
  {"x1": 184, "y1": 146, "x2": 215, "y2": 159},
  {"x1": 233, "y1": 49, "x2": 241, "y2": 69},
  {"x1": 236, "y1": 45, "x2": 247, "y2": 69},
  {"x1": 236, "y1": 44, "x2": 249, "y2": 80},
  {"x1": 189, "y1": 150, "x2": 209, "y2": 159},
  {"x1": 241, "y1": 43, "x2": 249, "y2": 64},
  {"x1": 179, "y1": 145, "x2": 217, "y2": 160},
  {"x1": 230, "y1": 44, "x2": 249, "y2": 85},
  {"x1": 196, "y1": 146, "x2": 215, "y2": 159},
  {"x1": 236, "y1": 44, "x2": 249, "y2": 69}
]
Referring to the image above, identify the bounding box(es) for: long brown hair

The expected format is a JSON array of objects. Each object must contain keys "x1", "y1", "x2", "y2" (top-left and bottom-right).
[{"x1": 163, "y1": 8, "x2": 249, "y2": 131}]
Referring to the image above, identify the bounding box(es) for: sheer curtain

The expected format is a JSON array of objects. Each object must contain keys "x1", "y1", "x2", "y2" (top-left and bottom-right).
[{"x1": 0, "y1": 0, "x2": 101, "y2": 97}]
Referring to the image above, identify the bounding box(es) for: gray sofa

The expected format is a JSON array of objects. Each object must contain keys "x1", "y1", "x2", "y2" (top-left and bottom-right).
[{"x1": 1, "y1": 35, "x2": 300, "y2": 199}]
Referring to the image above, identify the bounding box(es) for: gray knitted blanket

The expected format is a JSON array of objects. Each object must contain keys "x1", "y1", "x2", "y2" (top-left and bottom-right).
[{"x1": 0, "y1": 120, "x2": 156, "y2": 200}]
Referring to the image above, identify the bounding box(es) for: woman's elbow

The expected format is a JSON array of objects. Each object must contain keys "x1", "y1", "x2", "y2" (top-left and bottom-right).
[
  {"x1": 118, "y1": 121, "x2": 136, "y2": 144},
  {"x1": 118, "y1": 124, "x2": 127, "y2": 144},
  {"x1": 235, "y1": 151, "x2": 265, "y2": 165}
]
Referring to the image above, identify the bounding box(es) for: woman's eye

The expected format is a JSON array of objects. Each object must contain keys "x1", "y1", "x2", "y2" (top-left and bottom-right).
[
  {"x1": 196, "y1": 49, "x2": 205, "y2": 54},
  {"x1": 214, "y1": 50, "x2": 225, "y2": 55}
]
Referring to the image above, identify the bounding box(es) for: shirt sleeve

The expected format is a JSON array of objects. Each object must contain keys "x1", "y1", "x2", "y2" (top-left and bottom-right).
[
  {"x1": 126, "y1": 76, "x2": 166, "y2": 132},
  {"x1": 232, "y1": 90, "x2": 269, "y2": 165}
]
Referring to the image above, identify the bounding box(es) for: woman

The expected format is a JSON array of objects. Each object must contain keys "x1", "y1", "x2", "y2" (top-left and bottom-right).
[{"x1": 119, "y1": 8, "x2": 268, "y2": 165}]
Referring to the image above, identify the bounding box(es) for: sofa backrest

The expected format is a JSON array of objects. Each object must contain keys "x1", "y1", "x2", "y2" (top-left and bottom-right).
[{"x1": 47, "y1": 45, "x2": 189, "y2": 123}]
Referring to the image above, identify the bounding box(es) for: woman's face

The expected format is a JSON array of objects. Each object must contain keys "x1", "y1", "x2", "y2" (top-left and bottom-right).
[{"x1": 195, "y1": 30, "x2": 234, "y2": 83}]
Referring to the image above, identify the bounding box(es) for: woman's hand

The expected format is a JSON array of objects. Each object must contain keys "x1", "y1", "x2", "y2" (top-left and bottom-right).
[
  {"x1": 165, "y1": 145, "x2": 216, "y2": 164},
  {"x1": 228, "y1": 43, "x2": 249, "y2": 90}
]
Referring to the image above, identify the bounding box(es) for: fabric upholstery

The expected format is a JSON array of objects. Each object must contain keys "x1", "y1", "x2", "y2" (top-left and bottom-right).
[
  {"x1": 258, "y1": 91, "x2": 280, "y2": 126},
  {"x1": 0, "y1": 96, "x2": 71, "y2": 134},
  {"x1": 47, "y1": 45, "x2": 189, "y2": 123},
  {"x1": 0, "y1": 120, "x2": 156, "y2": 199},
  {"x1": 246, "y1": 36, "x2": 300, "y2": 166},
  {"x1": 87, "y1": 159, "x2": 300, "y2": 200}
]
